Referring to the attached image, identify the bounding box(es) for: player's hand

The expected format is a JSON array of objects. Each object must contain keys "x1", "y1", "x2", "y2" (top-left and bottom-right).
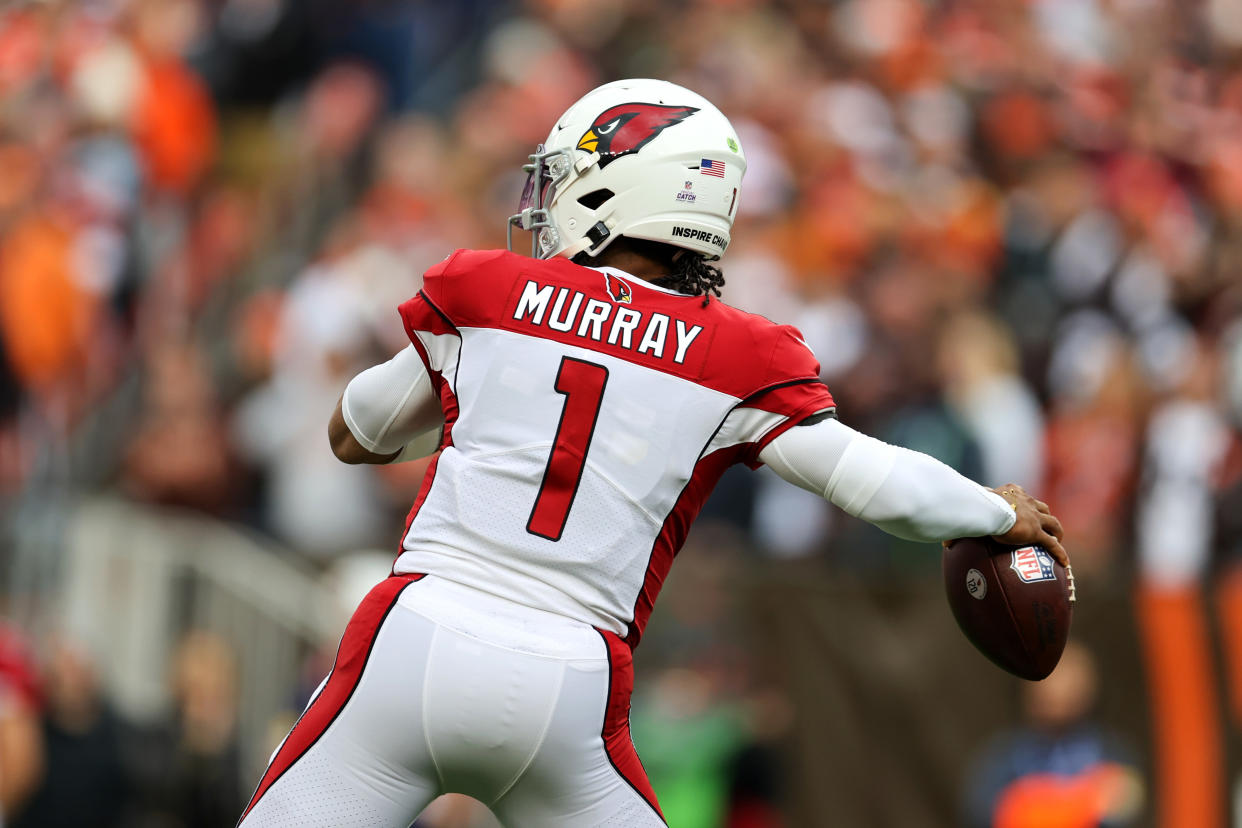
[{"x1": 989, "y1": 484, "x2": 1069, "y2": 569}]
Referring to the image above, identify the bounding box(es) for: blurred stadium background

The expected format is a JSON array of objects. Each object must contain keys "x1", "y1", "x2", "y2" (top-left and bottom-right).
[{"x1": 1, "y1": 0, "x2": 1241, "y2": 826}]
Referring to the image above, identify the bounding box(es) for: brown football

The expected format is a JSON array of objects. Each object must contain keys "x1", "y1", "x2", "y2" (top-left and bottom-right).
[{"x1": 942, "y1": 537, "x2": 1074, "y2": 680}]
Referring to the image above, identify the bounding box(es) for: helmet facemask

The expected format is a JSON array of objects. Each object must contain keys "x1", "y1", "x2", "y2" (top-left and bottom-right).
[{"x1": 508, "y1": 144, "x2": 575, "y2": 259}]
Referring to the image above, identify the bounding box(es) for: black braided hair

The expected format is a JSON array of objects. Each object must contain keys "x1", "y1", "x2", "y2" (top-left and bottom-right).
[
  {"x1": 662, "y1": 252, "x2": 725, "y2": 307},
  {"x1": 574, "y1": 237, "x2": 725, "y2": 307}
]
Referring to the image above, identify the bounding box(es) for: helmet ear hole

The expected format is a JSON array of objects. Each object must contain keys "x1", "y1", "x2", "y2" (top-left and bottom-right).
[{"x1": 577, "y1": 189, "x2": 615, "y2": 210}]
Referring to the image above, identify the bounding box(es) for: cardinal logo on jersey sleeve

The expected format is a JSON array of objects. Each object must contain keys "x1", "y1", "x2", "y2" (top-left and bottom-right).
[
  {"x1": 577, "y1": 103, "x2": 699, "y2": 168},
  {"x1": 604, "y1": 272, "x2": 633, "y2": 304}
]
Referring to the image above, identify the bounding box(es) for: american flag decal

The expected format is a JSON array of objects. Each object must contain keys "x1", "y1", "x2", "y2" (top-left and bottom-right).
[{"x1": 700, "y1": 158, "x2": 726, "y2": 178}]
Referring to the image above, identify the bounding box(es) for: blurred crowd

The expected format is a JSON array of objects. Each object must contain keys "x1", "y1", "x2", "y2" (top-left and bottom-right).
[
  {"x1": 2, "y1": 0, "x2": 1242, "y2": 825},
  {"x1": 0, "y1": 623, "x2": 245, "y2": 828}
]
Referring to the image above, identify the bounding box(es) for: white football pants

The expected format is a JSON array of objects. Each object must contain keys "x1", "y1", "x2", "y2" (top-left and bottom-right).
[{"x1": 237, "y1": 574, "x2": 665, "y2": 827}]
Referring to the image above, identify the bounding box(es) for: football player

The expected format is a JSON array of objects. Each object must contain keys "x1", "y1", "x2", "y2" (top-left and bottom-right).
[{"x1": 238, "y1": 79, "x2": 1067, "y2": 827}]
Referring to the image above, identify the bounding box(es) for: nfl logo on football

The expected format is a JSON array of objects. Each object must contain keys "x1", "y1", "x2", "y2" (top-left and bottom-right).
[{"x1": 1009, "y1": 547, "x2": 1055, "y2": 583}]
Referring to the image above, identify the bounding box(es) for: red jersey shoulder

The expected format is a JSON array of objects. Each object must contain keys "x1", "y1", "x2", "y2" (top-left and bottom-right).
[
  {"x1": 419, "y1": 249, "x2": 604, "y2": 324},
  {"x1": 700, "y1": 300, "x2": 824, "y2": 391},
  {"x1": 768, "y1": 323, "x2": 823, "y2": 381},
  {"x1": 419, "y1": 248, "x2": 524, "y2": 319},
  {"x1": 704, "y1": 303, "x2": 835, "y2": 463}
]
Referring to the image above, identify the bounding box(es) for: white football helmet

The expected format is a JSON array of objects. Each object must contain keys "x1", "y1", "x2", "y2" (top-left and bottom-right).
[{"x1": 508, "y1": 79, "x2": 746, "y2": 261}]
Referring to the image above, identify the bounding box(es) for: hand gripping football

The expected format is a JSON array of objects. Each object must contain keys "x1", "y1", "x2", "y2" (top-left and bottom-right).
[{"x1": 943, "y1": 537, "x2": 1075, "y2": 680}]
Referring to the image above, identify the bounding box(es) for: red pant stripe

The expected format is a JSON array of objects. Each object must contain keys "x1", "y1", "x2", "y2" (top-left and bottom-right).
[
  {"x1": 238, "y1": 574, "x2": 425, "y2": 822},
  {"x1": 597, "y1": 629, "x2": 665, "y2": 823}
]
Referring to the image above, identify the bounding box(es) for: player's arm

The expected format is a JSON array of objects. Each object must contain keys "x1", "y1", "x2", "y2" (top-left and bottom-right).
[
  {"x1": 329, "y1": 345, "x2": 444, "y2": 465},
  {"x1": 759, "y1": 417, "x2": 1067, "y2": 565}
]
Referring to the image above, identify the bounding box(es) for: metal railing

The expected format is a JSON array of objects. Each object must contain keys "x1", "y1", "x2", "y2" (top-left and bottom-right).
[{"x1": 24, "y1": 494, "x2": 343, "y2": 779}]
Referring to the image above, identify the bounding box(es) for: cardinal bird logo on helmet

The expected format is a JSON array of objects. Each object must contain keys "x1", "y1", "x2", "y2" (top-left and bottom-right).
[{"x1": 577, "y1": 103, "x2": 699, "y2": 168}]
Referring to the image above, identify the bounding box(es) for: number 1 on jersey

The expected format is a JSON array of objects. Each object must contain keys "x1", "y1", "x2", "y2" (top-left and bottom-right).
[{"x1": 527, "y1": 357, "x2": 609, "y2": 541}]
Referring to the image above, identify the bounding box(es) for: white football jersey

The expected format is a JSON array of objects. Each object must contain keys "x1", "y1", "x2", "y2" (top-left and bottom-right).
[{"x1": 393, "y1": 250, "x2": 834, "y2": 645}]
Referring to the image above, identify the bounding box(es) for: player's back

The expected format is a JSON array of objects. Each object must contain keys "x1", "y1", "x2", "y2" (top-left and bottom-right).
[{"x1": 394, "y1": 249, "x2": 833, "y2": 644}]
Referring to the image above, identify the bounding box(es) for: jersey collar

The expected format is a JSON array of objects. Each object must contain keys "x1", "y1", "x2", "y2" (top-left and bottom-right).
[{"x1": 590, "y1": 266, "x2": 693, "y2": 297}]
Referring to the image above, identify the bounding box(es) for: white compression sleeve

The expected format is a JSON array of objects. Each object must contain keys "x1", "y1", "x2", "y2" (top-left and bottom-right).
[
  {"x1": 341, "y1": 345, "x2": 443, "y2": 459},
  {"x1": 759, "y1": 418, "x2": 1016, "y2": 543}
]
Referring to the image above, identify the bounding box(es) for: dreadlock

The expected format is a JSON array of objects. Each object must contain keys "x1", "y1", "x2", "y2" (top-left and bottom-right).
[
  {"x1": 661, "y1": 252, "x2": 725, "y2": 307},
  {"x1": 573, "y1": 237, "x2": 726, "y2": 307}
]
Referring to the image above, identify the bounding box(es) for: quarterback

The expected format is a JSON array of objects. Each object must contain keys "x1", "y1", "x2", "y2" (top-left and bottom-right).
[{"x1": 238, "y1": 80, "x2": 1066, "y2": 827}]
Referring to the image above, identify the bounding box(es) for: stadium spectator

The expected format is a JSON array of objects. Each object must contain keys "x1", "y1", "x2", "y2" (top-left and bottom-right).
[
  {"x1": 13, "y1": 636, "x2": 131, "y2": 828},
  {"x1": 963, "y1": 642, "x2": 1144, "y2": 828},
  {"x1": 129, "y1": 631, "x2": 243, "y2": 828},
  {"x1": 0, "y1": 624, "x2": 42, "y2": 825}
]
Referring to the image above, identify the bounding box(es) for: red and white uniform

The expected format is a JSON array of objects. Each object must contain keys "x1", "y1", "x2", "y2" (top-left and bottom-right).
[
  {"x1": 240, "y1": 250, "x2": 1014, "y2": 827},
  {"x1": 393, "y1": 249, "x2": 834, "y2": 645},
  {"x1": 238, "y1": 251, "x2": 832, "y2": 828}
]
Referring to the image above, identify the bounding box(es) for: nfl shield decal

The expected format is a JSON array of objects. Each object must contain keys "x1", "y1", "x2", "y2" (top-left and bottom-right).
[{"x1": 1010, "y1": 546, "x2": 1056, "y2": 583}]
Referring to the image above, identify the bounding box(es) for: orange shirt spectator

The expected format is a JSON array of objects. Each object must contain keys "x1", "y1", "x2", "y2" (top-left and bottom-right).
[
  {"x1": 131, "y1": 54, "x2": 216, "y2": 195},
  {"x1": 0, "y1": 209, "x2": 94, "y2": 395}
]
